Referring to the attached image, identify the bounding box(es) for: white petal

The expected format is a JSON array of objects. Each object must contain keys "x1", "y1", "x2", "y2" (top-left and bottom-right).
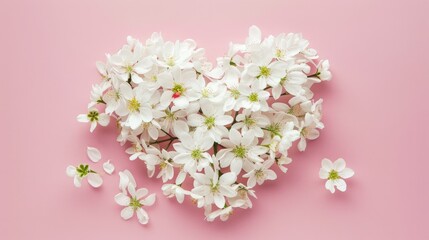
[
  {"x1": 87, "y1": 173, "x2": 103, "y2": 188},
  {"x1": 219, "y1": 172, "x2": 237, "y2": 186},
  {"x1": 321, "y1": 158, "x2": 333, "y2": 171},
  {"x1": 265, "y1": 170, "x2": 277, "y2": 180},
  {"x1": 90, "y1": 122, "x2": 97, "y2": 132},
  {"x1": 333, "y1": 158, "x2": 346, "y2": 172},
  {"x1": 214, "y1": 194, "x2": 226, "y2": 208},
  {"x1": 230, "y1": 158, "x2": 243, "y2": 175},
  {"x1": 73, "y1": 176, "x2": 82, "y2": 188},
  {"x1": 334, "y1": 179, "x2": 347, "y2": 192},
  {"x1": 215, "y1": 115, "x2": 233, "y2": 126},
  {"x1": 66, "y1": 165, "x2": 76, "y2": 177},
  {"x1": 120, "y1": 206, "x2": 134, "y2": 220},
  {"x1": 76, "y1": 114, "x2": 89, "y2": 123},
  {"x1": 141, "y1": 193, "x2": 156, "y2": 206},
  {"x1": 247, "y1": 175, "x2": 256, "y2": 188},
  {"x1": 325, "y1": 180, "x2": 335, "y2": 193},
  {"x1": 128, "y1": 113, "x2": 143, "y2": 129},
  {"x1": 135, "y1": 188, "x2": 149, "y2": 200},
  {"x1": 187, "y1": 114, "x2": 204, "y2": 127},
  {"x1": 87, "y1": 147, "x2": 101, "y2": 163},
  {"x1": 114, "y1": 193, "x2": 131, "y2": 206},
  {"x1": 98, "y1": 114, "x2": 110, "y2": 126},
  {"x1": 339, "y1": 168, "x2": 355, "y2": 179},
  {"x1": 136, "y1": 208, "x2": 149, "y2": 224},
  {"x1": 103, "y1": 160, "x2": 115, "y2": 175},
  {"x1": 319, "y1": 168, "x2": 329, "y2": 179}
]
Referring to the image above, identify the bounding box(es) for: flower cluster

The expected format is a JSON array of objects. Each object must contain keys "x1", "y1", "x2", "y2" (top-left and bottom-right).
[{"x1": 76, "y1": 26, "x2": 332, "y2": 221}]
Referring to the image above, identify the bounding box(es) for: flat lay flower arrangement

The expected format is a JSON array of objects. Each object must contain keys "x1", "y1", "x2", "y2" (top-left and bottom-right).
[{"x1": 67, "y1": 26, "x2": 354, "y2": 224}]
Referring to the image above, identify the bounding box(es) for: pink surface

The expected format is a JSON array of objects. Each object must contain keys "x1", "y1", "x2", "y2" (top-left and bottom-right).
[{"x1": 2, "y1": 0, "x2": 429, "y2": 239}]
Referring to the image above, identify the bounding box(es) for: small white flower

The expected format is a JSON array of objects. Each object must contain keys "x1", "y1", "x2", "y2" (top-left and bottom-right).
[
  {"x1": 77, "y1": 108, "x2": 110, "y2": 132},
  {"x1": 158, "y1": 68, "x2": 200, "y2": 111},
  {"x1": 244, "y1": 51, "x2": 287, "y2": 89},
  {"x1": 219, "y1": 128, "x2": 267, "y2": 174},
  {"x1": 141, "y1": 147, "x2": 176, "y2": 183},
  {"x1": 206, "y1": 206, "x2": 234, "y2": 222},
  {"x1": 297, "y1": 114, "x2": 321, "y2": 151},
  {"x1": 316, "y1": 60, "x2": 332, "y2": 81},
  {"x1": 232, "y1": 110, "x2": 270, "y2": 137},
  {"x1": 114, "y1": 184, "x2": 156, "y2": 225},
  {"x1": 109, "y1": 45, "x2": 153, "y2": 84},
  {"x1": 103, "y1": 160, "x2": 115, "y2": 175},
  {"x1": 87, "y1": 146, "x2": 101, "y2": 163},
  {"x1": 88, "y1": 81, "x2": 111, "y2": 108},
  {"x1": 319, "y1": 158, "x2": 354, "y2": 193},
  {"x1": 275, "y1": 155, "x2": 292, "y2": 173},
  {"x1": 161, "y1": 184, "x2": 194, "y2": 204},
  {"x1": 66, "y1": 164, "x2": 103, "y2": 188},
  {"x1": 243, "y1": 160, "x2": 277, "y2": 188},
  {"x1": 236, "y1": 84, "x2": 270, "y2": 112},
  {"x1": 173, "y1": 132, "x2": 214, "y2": 173},
  {"x1": 115, "y1": 85, "x2": 154, "y2": 129},
  {"x1": 187, "y1": 102, "x2": 233, "y2": 143},
  {"x1": 191, "y1": 166, "x2": 237, "y2": 209}
]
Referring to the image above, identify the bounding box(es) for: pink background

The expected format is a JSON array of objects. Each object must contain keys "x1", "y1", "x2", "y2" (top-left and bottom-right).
[{"x1": 2, "y1": 0, "x2": 429, "y2": 239}]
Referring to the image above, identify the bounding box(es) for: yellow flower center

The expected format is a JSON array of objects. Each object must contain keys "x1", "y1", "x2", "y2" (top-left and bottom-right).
[
  {"x1": 248, "y1": 93, "x2": 259, "y2": 102},
  {"x1": 259, "y1": 66, "x2": 271, "y2": 78},
  {"x1": 328, "y1": 170, "x2": 340, "y2": 180},
  {"x1": 128, "y1": 98, "x2": 141, "y2": 112}
]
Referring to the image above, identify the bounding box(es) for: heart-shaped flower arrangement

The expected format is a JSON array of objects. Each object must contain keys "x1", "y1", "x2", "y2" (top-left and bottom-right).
[{"x1": 72, "y1": 26, "x2": 332, "y2": 223}]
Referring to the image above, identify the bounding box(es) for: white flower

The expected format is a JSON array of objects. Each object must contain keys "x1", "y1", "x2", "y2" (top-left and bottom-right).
[
  {"x1": 114, "y1": 184, "x2": 156, "y2": 225},
  {"x1": 297, "y1": 114, "x2": 321, "y2": 152},
  {"x1": 66, "y1": 164, "x2": 103, "y2": 188},
  {"x1": 158, "y1": 40, "x2": 195, "y2": 69},
  {"x1": 232, "y1": 110, "x2": 270, "y2": 137},
  {"x1": 141, "y1": 147, "x2": 176, "y2": 183},
  {"x1": 161, "y1": 184, "x2": 194, "y2": 204},
  {"x1": 314, "y1": 60, "x2": 332, "y2": 81},
  {"x1": 173, "y1": 132, "x2": 214, "y2": 173},
  {"x1": 160, "y1": 108, "x2": 188, "y2": 134},
  {"x1": 243, "y1": 160, "x2": 277, "y2": 188},
  {"x1": 276, "y1": 155, "x2": 292, "y2": 173},
  {"x1": 158, "y1": 68, "x2": 200, "y2": 111},
  {"x1": 243, "y1": 51, "x2": 287, "y2": 89},
  {"x1": 86, "y1": 146, "x2": 101, "y2": 163},
  {"x1": 271, "y1": 63, "x2": 307, "y2": 99},
  {"x1": 206, "y1": 206, "x2": 234, "y2": 222},
  {"x1": 77, "y1": 108, "x2": 110, "y2": 132},
  {"x1": 109, "y1": 45, "x2": 153, "y2": 84},
  {"x1": 191, "y1": 166, "x2": 237, "y2": 208},
  {"x1": 236, "y1": 84, "x2": 270, "y2": 112},
  {"x1": 187, "y1": 102, "x2": 233, "y2": 143},
  {"x1": 116, "y1": 84, "x2": 154, "y2": 129},
  {"x1": 219, "y1": 128, "x2": 267, "y2": 174},
  {"x1": 319, "y1": 158, "x2": 354, "y2": 193},
  {"x1": 277, "y1": 122, "x2": 300, "y2": 154},
  {"x1": 103, "y1": 160, "x2": 115, "y2": 175},
  {"x1": 88, "y1": 81, "x2": 111, "y2": 108},
  {"x1": 228, "y1": 183, "x2": 256, "y2": 209}
]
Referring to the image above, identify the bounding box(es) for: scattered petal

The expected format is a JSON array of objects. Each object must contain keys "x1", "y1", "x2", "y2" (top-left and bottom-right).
[
  {"x1": 103, "y1": 160, "x2": 115, "y2": 175},
  {"x1": 87, "y1": 147, "x2": 101, "y2": 163}
]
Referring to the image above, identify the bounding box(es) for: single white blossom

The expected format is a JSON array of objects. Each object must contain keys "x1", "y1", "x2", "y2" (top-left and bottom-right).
[
  {"x1": 319, "y1": 158, "x2": 354, "y2": 193},
  {"x1": 66, "y1": 164, "x2": 103, "y2": 188},
  {"x1": 114, "y1": 184, "x2": 156, "y2": 225},
  {"x1": 77, "y1": 108, "x2": 110, "y2": 132}
]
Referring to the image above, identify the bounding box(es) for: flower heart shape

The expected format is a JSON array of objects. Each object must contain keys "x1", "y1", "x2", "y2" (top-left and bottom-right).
[{"x1": 77, "y1": 26, "x2": 331, "y2": 222}]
